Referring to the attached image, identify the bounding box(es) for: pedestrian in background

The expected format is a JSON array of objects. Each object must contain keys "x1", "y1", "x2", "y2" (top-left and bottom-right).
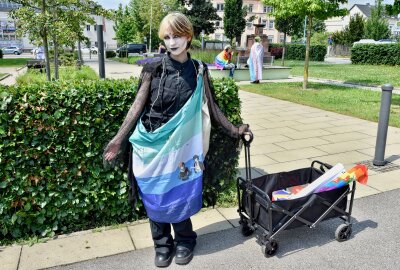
[
  {"x1": 248, "y1": 36, "x2": 264, "y2": 83},
  {"x1": 214, "y1": 45, "x2": 235, "y2": 77}
]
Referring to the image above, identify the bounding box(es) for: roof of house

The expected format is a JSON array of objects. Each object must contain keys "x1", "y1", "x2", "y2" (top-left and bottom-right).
[{"x1": 350, "y1": 4, "x2": 372, "y2": 17}]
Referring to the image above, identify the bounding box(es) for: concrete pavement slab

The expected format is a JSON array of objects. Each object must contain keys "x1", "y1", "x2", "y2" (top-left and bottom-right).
[
  {"x1": 266, "y1": 147, "x2": 328, "y2": 163},
  {"x1": 257, "y1": 120, "x2": 301, "y2": 129},
  {"x1": 314, "y1": 140, "x2": 371, "y2": 154},
  {"x1": 127, "y1": 222, "x2": 153, "y2": 249},
  {"x1": 18, "y1": 228, "x2": 134, "y2": 270},
  {"x1": 251, "y1": 134, "x2": 291, "y2": 145},
  {"x1": 0, "y1": 245, "x2": 21, "y2": 270},
  {"x1": 353, "y1": 183, "x2": 381, "y2": 199},
  {"x1": 290, "y1": 122, "x2": 335, "y2": 131},
  {"x1": 239, "y1": 153, "x2": 277, "y2": 167},
  {"x1": 248, "y1": 143, "x2": 285, "y2": 155},
  {"x1": 309, "y1": 151, "x2": 372, "y2": 166},
  {"x1": 216, "y1": 208, "x2": 240, "y2": 228},
  {"x1": 366, "y1": 170, "x2": 400, "y2": 192},
  {"x1": 275, "y1": 138, "x2": 331, "y2": 150},
  {"x1": 283, "y1": 129, "x2": 332, "y2": 140},
  {"x1": 254, "y1": 159, "x2": 313, "y2": 174},
  {"x1": 296, "y1": 116, "x2": 339, "y2": 124},
  {"x1": 319, "y1": 131, "x2": 372, "y2": 143},
  {"x1": 252, "y1": 127, "x2": 299, "y2": 137},
  {"x1": 191, "y1": 209, "x2": 233, "y2": 236}
]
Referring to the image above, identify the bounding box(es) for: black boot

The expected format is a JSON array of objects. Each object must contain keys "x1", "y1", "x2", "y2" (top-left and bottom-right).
[
  {"x1": 154, "y1": 249, "x2": 173, "y2": 268},
  {"x1": 175, "y1": 246, "x2": 194, "y2": 265}
]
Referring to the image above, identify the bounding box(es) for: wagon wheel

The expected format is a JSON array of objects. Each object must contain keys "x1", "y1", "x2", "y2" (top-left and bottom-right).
[
  {"x1": 241, "y1": 224, "x2": 254, "y2": 237},
  {"x1": 335, "y1": 224, "x2": 352, "y2": 242},
  {"x1": 261, "y1": 240, "x2": 278, "y2": 258}
]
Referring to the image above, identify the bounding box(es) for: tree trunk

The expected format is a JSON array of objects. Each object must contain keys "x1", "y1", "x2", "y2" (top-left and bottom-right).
[
  {"x1": 282, "y1": 33, "x2": 287, "y2": 66},
  {"x1": 303, "y1": 16, "x2": 312, "y2": 90},
  {"x1": 53, "y1": 37, "x2": 59, "y2": 80},
  {"x1": 41, "y1": 0, "x2": 51, "y2": 81}
]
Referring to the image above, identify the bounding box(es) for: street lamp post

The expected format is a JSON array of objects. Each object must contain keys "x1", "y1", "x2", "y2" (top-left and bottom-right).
[{"x1": 96, "y1": 16, "x2": 105, "y2": 79}]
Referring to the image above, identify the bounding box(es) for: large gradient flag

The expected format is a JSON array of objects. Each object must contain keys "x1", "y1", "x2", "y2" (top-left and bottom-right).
[{"x1": 129, "y1": 72, "x2": 206, "y2": 223}]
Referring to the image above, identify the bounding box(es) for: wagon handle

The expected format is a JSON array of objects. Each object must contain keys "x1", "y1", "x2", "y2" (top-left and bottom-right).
[
  {"x1": 241, "y1": 131, "x2": 254, "y2": 146},
  {"x1": 241, "y1": 131, "x2": 254, "y2": 184}
]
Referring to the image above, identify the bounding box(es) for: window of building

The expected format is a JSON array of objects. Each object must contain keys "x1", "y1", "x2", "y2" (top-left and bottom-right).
[
  {"x1": 269, "y1": 20, "x2": 274, "y2": 29},
  {"x1": 94, "y1": 25, "x2": 97, "y2": 31},
  {"x1": 216, "y1": 3, "x2": 224, "y2": 11},
  {"x1": 262, "y1": 19, "x2": 267, "y2": 28},
  {"x1": 267, "y1": 6, "x2": 274, "y2": 13},
  {"x1": 248, "y1": 4, "x2": 253, "y2": 13},
  {"x1": 268, "y1": 35, "x2": 274, "y2": 43},
  {"x1": 279, "y1": 34, "x2": 285, "y2": 43},
  {"x1": 263, "y1": 6, "x2": 267, "y2": 13},
  {"x1": 246, "y1": 22, "x2": 253, "y2": 30},
  {"x1": 86, "y1": 25, "x2": 90, "y2": 31}
]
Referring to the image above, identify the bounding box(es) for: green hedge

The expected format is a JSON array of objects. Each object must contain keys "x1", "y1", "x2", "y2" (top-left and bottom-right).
[
  {"x1": 268, "y1": 44, "x2": 326, "y2": 61},
  {"x1": 351, "y1": 44, "x2": 400, "y2": 65},
  {"x1": 285, "y1": 44, "x2": 326, "y2": 61},
  {"x1": 0, "y1": 77, "x2": 242, "y2": 243},
  {"x1": 106, "y1": 50, "x2": 116, "y2": 58}
]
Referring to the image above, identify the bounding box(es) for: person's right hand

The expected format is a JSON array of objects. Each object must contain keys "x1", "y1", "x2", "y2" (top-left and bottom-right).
[{"x1": 103, "y1": 140, "x2": 121, "y2": 161}]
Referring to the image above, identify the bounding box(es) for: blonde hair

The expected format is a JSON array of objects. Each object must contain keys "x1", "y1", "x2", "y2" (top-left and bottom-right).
[{"x1": 158, "y1": 12, "x2": 194, "y2": 48}]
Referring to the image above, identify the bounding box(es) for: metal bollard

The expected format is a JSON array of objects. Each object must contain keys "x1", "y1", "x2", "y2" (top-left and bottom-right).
[{"x1": 373, "y1": 84, "x2": 393, "y2": 166}]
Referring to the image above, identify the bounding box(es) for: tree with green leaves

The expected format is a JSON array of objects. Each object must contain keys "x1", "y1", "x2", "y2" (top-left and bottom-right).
[
  {"x1": 223, "y1": 0, "x2": 247, "y2": 45},
  {"x1": 184, "y1": 0, "x2": 221, "y2": 38},
  {"x1": 262, "y1": 0, "x2": 347, "y2": 89},
  {"x1": 113, "y1": 4, "x2": 137, "y2": 46},
  {"x1": 364, "y1": 0, "x2": 391, "y2": 41},
  {"x1": 386, "y1": 0, "x2": 400, "y2": 16},
  {"x1": 332, "y1": 13, "x2": 365, "y2": 46},
  {"x1": 129, "y1": 0, "x2": 181, "y2": 51},
  {"x1": 275, "y1": 15, "x2": 303, "y2": 66},
  {"x1": 11, "y1": 0, "x2": 106, "y2": 81}
]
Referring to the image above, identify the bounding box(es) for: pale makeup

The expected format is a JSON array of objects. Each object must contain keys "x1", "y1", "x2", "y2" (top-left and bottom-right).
[{"x1": 163, "y1": 30, "x2": 189, "y2": 61}]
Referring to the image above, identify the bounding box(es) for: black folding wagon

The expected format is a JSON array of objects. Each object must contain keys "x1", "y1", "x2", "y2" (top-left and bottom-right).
[{"x1": 236, "y1": 133, "x2": 356, "y2": 257}]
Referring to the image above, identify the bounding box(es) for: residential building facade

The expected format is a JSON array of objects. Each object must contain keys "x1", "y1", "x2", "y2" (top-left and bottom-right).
[
  {"x1": 325, "y1": 3, "x2": 400, "y2": 36},
  {"x1": 210, "y1": 0, "x2": 291, "y2": 47},
  {"x1": 0, "y1": 0, "x2": 117, "y2": 50}
]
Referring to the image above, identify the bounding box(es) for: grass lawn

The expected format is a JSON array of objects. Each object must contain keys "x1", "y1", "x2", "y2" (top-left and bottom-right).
[
  {"x1": 0, "y1": 58, "x2": 31, "y2": 67},
  {"x1": 16, "y1": 66, "x2": 98, "y2": 85},
  {"x1": 240, "y1": 82, "x2": 400, "y2": 128},
  {"x1": 284, "y1": 60, "x2": 400, "y2": 87},
  {"x1": 112, "y1": 56, "x2": 143, "y2": 65}
]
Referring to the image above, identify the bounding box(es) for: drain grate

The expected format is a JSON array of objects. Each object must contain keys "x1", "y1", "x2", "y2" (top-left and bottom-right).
[{"x1": 358, "y1": 160, "x2": 400, "y2": 174}]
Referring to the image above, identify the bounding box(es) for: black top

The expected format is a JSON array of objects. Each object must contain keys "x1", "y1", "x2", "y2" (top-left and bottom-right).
[{"x1": 141, "y1": 53, "x2": 198, "y2": 131}]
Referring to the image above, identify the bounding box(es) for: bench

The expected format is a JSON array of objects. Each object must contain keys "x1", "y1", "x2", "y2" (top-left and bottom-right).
[
  {"x1": 27, "y1": 60, "x2": 45, "y2": 69},
  {"x1": 236, "y1": 56, "x2": 275, "y2": 68}
]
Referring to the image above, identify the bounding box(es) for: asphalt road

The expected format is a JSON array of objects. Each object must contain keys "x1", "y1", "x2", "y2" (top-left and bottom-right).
[{"x1": 49, "y1": 188, "x2": 400, "y2": 270}]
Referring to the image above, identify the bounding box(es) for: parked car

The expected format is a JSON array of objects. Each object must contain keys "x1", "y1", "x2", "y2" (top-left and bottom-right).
[
  {"x1": 352, "y1": 39, "x2": 377, "y2": 46},
  {"x1": 2, "y1": 46, "x2": 23, "y2": 55},
  {"x1": 377, "y1": 39, "x2": 397, "y2": 44},
  {"x1": 116, "y1": 43, "x2": 147, "y2": 55},
  {"x1": 74, "y1": 46, "x2": 98, "y2": 54}
]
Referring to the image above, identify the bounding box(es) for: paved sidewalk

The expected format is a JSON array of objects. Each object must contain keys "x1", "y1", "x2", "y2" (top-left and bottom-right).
[
  {"x1": 0, "y1": 66, "x2": 27, "y2": 86},
  {"x1": 1, "y1": 60, "x2": 399, "y2": 270}
]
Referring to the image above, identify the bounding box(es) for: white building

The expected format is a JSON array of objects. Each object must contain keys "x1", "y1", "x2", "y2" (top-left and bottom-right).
[
  {"x1": 0, "y1": 1, "x2": 117, "y2": 50},
  {"x1": 325, "y1": 3, "x2": 400, "y2": 36},
  {"x1": 210, "y1": 0, "x2": 291, "y2": 46}
]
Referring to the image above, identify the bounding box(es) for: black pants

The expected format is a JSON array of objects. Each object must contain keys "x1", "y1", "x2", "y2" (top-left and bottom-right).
[{"x1": 149, "y1": 218, "x2": 197, "y2": 253}]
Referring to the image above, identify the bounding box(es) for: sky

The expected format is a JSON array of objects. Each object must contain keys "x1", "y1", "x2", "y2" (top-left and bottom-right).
[{"x1": 95, "y1": 0, "x2": 130, "y2": 10}]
